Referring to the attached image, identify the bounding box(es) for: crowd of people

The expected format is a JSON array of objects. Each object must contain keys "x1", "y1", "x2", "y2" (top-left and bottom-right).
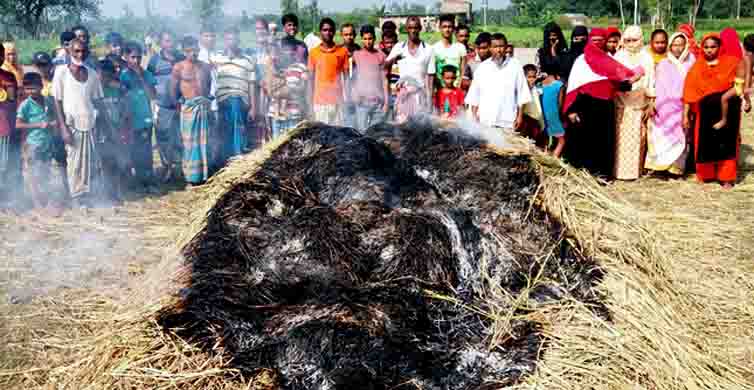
[{"x1": 0, "y1": 15, "x2": 752, "y2": 217}]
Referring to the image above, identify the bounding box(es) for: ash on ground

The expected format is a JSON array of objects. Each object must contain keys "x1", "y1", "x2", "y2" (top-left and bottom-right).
[{"x1": 160, "y1": 120, "x2": 604, "y2": 390}]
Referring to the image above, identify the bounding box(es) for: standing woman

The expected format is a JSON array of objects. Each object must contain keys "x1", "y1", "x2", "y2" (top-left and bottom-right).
[
  {"x1": 561, "y1": 26, "x2": 589, "y2": 81},
  {"x1": 613, "y1": 26, "x2": 653, "y2": 180},
  {"x1": 646, "y1": 32, "x2": 695, "y2": 175},
  {"x1": 537, "y1": 22, "x2": 568, "y2": 78},
  {"x1": 683, "y1": 33, "x2": 741, "y2": 188},
  {"x1": 606, "y1": 27, "x2": 621, "y2": 56},
  {"x1": 563, "y1": 28, "x2": 637, "y2": 177}
]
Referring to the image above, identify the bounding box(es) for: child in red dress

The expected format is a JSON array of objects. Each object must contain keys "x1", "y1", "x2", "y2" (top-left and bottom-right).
[{"x1": 434, "y1": 65, "x2": 464, "y2": 119}]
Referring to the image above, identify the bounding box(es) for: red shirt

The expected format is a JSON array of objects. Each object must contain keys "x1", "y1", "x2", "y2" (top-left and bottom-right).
[{"x1": 434, "y1": 88, "x2": 465, "y2": 118}]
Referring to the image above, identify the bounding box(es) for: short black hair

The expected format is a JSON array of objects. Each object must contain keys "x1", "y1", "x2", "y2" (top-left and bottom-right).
[
  {"x1": 200, "y1": 23, "x2": 215, "y2": 34},
  {"x1": 71, "y1": 25, "x2": 88, "y2": 35},
  {"x1": 319, "y1": 17, "x2": 336, "y2": 31},
  {"x1": 491, "y1": 33, "x2": 507, "y2": 44},
  {"x1": 441, "y1": 64, "x2": 458, "y2": 75},
  {"x1": 744, "y1": 34, "x2": 754, "y2": 52},
  {"x1": 360, "y1": 25, "x2": 375, "y2": 37},
  {"x1": 124, "y1": 41, "x2": 143, "y2": 56},
  {"x1": 651, "y1": 28, "x2": 668, "y2": 41},
  {"x1": 341, "y1": 23, "x2": 355, "y2": 32},
  {"x1": 99, "y1": 58, "x2": 117, "y2": 75},
  {"x1": 540, "y1": 60, "x2": 560, "y2": 76},
  {"x1": 182, "y1": 35, "x2": 198, "y2": 48},
  {"x1": 702, "y1": 35, "x2": 721, "y2": 46},
  {"x1": 382, "y1": 31, "x2": 398, "y2": 42},
  {"x1": 475, "y1": 32, "x2": 491, "y2": 46},
  {"x1": 457, "y1": 24, "x2": 470, "y2": 34},
  {"x1": 381, "y1": 20, "x2": 397, "y2": 32},
  {"x1": 507, "y1": 43, "x2": 515, "y2": 49},
  {"x1": 22, "y1": 72, "x2": 42, "y2": 87},
  {"x1": 282, "y1": 13, "x2": 299, "y2": 27},
  {"x1": 523, "y1": 64, "x2": 537, "y2": 74},
  {"x1": 60, "y1": 31, "x2": 75, "y2": 45},
  {"x1": 439, "y1": 14, "x2": 455, "y2": 25},
  {"x1": 224, "y1": 25, "x2": 240, "y2": 35}
]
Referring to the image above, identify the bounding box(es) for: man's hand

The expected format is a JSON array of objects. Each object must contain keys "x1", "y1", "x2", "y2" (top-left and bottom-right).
[
  {"x1": 38, "y1": 121, "x2": 49, "y2": 129},
  {"x1": 247, "y1": 110, "x2": 256, "y2": 122},
  {"x1": 682, "y1": 113, "x2": 690, "y2": 131},
  {"x1": 743, "y1": 98, "x2": 752, "y2": 113},
  {"x1": 514, "y1": 115, "x2": 523, "y2": 130},
  {"x1": 568, "y1": 113, "x2": 580, "y2": 124},
  {"x1": 646, "y1": 101, "x2": 656, "y2": 118}
]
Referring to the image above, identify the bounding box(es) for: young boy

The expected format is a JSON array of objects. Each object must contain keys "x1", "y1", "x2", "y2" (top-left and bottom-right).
[
  {"x1": 432, "y1": 14, "x2": 466, "y2": 89},
  {"x1": 120, "y1": 41, "x2": 157, "y2": 192},
  {"x1": 434, "y1": 65, "x2": 465, "y2": 119},
  {"x1": 16, "y1": 73, "x2": 60, "y2": 215},
  {"x1": 456, "y1": 24, "x2": 474, "y2": 59},
  {"x1": 99, "y1": 59, "x2": 130, "y2": 202},
  {"x1": 352, "y1": 25, "x2": 388, "y2": 130},
  {"x1": 340, "y1": 23, "x2": 361, "y2": 127},
  {"x1": 539, "y1": 62, "x2": 566, "y2": 157},
  {"x1": 506, "y1": 44, "x2": 515, "y2": 58},
  {"x1": 308, "y1": 18, "x2": 349, "y2": 124},
  {"x1": 381, "y1": 31, "x2": 400, "y2": 120},
  {"x1": 520, "y1": 64, "x2": 545, "y2": 147}
]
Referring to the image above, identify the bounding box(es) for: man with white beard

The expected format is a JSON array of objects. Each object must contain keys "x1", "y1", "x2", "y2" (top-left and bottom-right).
[{"x1": 465, "y1": 33, "x2": 531, "y2": 130}]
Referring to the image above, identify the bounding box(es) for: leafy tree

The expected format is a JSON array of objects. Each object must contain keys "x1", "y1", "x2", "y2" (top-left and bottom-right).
[
  {"x1": 182, "y1": 0, "x2": 224, "y2": 24},
  {"x1": 281, "y1": 0, "x2": 298, "y2": 15},
  {"x1": 0, "y1": 0, "x2": 101, "y2": 38}
]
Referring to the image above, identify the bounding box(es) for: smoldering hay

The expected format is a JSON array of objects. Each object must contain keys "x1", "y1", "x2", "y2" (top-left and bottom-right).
[{"x1": 159, "y1": 119, "x2": 605, "y2": 389}]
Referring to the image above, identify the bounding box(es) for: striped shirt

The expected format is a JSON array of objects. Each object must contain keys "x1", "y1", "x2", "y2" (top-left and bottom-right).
[{"x1": 213, "y1": 51, "x2": 256, "y2": 105}]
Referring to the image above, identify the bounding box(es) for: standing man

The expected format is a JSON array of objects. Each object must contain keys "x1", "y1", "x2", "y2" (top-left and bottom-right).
[
  {"x1": 170, "y1": 36, "x2": 214, "y2": 187},
  {"x1": 53, "y1": 31, "x2": 75, "y2": 62},
  {"x1": 352, "y1": 25, "x2": 389, "y2": 130},
  {"x1": 251, "y1": 18, "x2": 272, "y2": 145},
  {"x1": 456, "y1": 24, "x2": 475, "y2": 60},
  {"x1": 308, "y1": 18, "x2": 349, "y2": 125},
  {"x1": 385, "y1": 16, "x2": 435, "y2": 120},
  {"x1": 147, "y1": 30, "x2": 184, "y2": 182},
  {"x1": 340, "y1": 23, "x2": 361, "y2": 127},
  {"x1": 102, "y1": 32, "x2": 124, "y2": 60},
  {"x1": 71, "y1": 26, "x2": 98, "y2": 69},
  {"x1": 461, "y1": 32, "x2": 492, "y2": 93},
  {"x1": 279, "y1": 14, "x2": 308, "y2": 65},
  {"x1": 381, "y1": 31, "x2": 400, "y2": 121},
  {"x1": 52, "y1": 39, "x2": 107, "y2": 209},
  {"x1": 214, "y1": 25, "x2": 257, "y2": 161},
  {"x1": 465, "y1": 33, "x2": 531, "y2": 130},
  {"x1": 432, "y1": 15, "x2": 466, "y2": 91}
]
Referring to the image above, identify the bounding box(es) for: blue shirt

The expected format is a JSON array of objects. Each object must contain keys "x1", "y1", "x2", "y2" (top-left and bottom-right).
[
  {"x1": 146, "y1": 50, "x2": 184, "y2": 108},
  {"x1": 17, "y1": 97, "x2": 53, "y2": 148},
  {"x1": 120, "y1": 69, "x2": 157, "y2": 130},
  {"x1": 541, "y1": 80, "x2": 565, "y2": 137}
]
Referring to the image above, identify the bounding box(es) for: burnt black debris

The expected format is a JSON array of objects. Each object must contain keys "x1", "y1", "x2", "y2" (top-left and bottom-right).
[{"x1": 160, "y1": 120, "x2": 604, "y2": 390}]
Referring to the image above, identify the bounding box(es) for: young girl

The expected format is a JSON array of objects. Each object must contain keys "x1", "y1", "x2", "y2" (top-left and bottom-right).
[
  {"x1": 540, "y1": 62, "x2": 566, "y2": 157},
  {"x1": 434, "y1": 65, "x2": 464, "y2": 120}
]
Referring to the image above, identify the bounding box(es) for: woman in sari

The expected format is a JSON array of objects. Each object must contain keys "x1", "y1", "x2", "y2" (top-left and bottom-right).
[
  {"x1": 646, "y1": 32, "x2": 695, "y2": 175},
  {"x1": 683, "y1": 33, "x2": 741, "y2": 189},
  {"x1": 678, "y1": 24, "x2": 702, "y2": 59},
  {"x1": 612, "y1": 26, "x2": 653, "y2": 180},
  {"x1": 563, "y1": 28, "x2": 637, "y2": 178}
]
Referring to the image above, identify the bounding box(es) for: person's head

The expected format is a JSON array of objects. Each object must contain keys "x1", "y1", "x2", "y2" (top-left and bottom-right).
[
  {"x1": 622, "y1": 25, "x2": 643, "y2": 53},
  {"x1": 182, "y1": 36, "x2": 199, "y2": 61},
  {"x1": 678, "y1": 24, "x2": 695, "y2": 41},
  {"x1": 523, "y1": 64, "x2": 537, "y2": 87},
  {"x1": 669, "y1": 33, "x2": 688, "y2": 59},
  {"x1": 60, "y1": 31, "x2": 75, "y2": 53},
  {"x1": 341, "y1": 23, "x2": 356, "y2": 45},
  {"x1": 571, "y1": 25, "x2": 588, "y2": 45},
  {"x1": 441, "y1": 65, "x2": 457, "y2": 88},
  {"x1": 224, "y1": 25, "x2": 241, "y2": 51},
  {"x1": 123, "y1": 41, "x2": 143, "y2": 70},
  {"x1": 606, "y1": 32, "x2": 621, "y2": 54},
  {"x1": 22, "y1": 72, "x2": 43, "y2": 98},
  {"x1": 71, "y1": 25, "x2": 89, "y2": 45},
  {"x1": 490, "y1": 33, "x2": 507, "y2": 63},
  {"x1": 381, "y1": 31, "x2": 398, "y2": 55},
  {"x1": 282, "y1": 14, "x2": 299, "y2": 37},
  {"x1": 99, "y1": 58, "x2": 118, "y2": 82},
  {"x1": 744, "y1": 34, "x2": 754, "y2": 54},
  {"x1": 255, "y1": 17, "x2": 270, "y2": 45},
  {"x1": 105, "y1": 32, "x2": 123, "y2": 56},
  {"x1": 650, "y1": 29, "x2": 669, "y2": 54},
  {"x1": 589, "y1": 28, "x2": 607, "y2": 50},
  {"x1": 69, "y1": 39, "x2": 89, "y2": 66},
  {"x1": 456, "y1": 25, "x2": 470, "y2": 46},
  {"x1": 158, "y1": 31, "x2": 174, "y2": 51},
  {"x1": 505, "y1": 44, "x2": 514, "y2": 57},
  {"x1": 543, "y1": 22, "x2": 567, "y2": 52},
  {"x1": 406, "y1": 16, "x2": 423, "y2": 41},
  {"x1": 200, "y1": 24, "x2": 216, "y2": 50},
  {"x1": 381, "y1": 21, "x2": 397, "y2": 36},
  {"x1": 2, "y1": 42, "x2": 17, "y2": 65},
  {"x1": 541, "y1": 60, "x2": 560, "y2": 79},
  {"x1": 319, "y1": 18, "x2": 336, "y2": 44},
  {"x1": 105, "y1": 54, "x2": 124, "y2": 74},
  {"x1": 32, "y1": 52, "x2": 52, "y2": 78},
  {"x1": 702, "y1": 34, "x2": 721, "y2": 61},
  {"x1": 439, "y1": 14, "x2": 455, "y2": 40},
  {"x1": 360, "y1": 25, "x2": 376, "y2": 50},
  {"x1": 475, "y1": 32, "x2": 492, "y2": 61}
]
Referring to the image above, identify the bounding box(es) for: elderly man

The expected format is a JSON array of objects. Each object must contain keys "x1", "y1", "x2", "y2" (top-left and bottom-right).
[
  {"x1": 465, "y1": 33, "x2": 531, "y2": 130},
  {"x1": 52, "y1": 39, "x2": 107, "y2": 209}
]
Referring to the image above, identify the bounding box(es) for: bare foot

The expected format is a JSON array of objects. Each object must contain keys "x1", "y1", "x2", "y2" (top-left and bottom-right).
[{"x1": 712, "y1": 119, "x2": 727, "y2": 130}]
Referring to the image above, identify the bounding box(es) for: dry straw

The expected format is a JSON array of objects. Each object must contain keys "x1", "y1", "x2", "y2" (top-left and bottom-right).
[{"x1": 1, "y1": 121, "x2": 753, "y2": 389}]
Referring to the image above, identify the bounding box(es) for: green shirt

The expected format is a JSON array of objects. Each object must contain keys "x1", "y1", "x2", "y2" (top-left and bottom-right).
[{"x1": 17, "y1": 97, "x2": 52, "y2": 148}]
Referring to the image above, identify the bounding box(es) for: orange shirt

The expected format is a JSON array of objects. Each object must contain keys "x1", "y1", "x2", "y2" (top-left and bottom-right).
[{"x1": 308, "y1": 44, "x2": 348, "y2": 105}]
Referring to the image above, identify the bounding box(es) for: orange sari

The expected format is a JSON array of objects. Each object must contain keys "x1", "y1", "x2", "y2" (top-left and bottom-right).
[{"x1": 682, "y1": 53, "x2": 740, "y2": 182}]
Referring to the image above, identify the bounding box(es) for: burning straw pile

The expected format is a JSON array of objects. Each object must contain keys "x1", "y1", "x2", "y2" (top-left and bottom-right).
[{"x1": 3, "y1": 119, "x2": 754, "y2": 390}]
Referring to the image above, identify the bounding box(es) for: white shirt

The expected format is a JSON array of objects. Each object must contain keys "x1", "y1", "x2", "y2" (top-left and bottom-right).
[
  {"x1": 200, "y1": 45, "x2": 219, "y2": 111},
  {"x1": 386, "y1": 41, "x2": 435, "y2": 89},
  {"x1": 465, "y1": 57, "x2": 532, "y2": 129},
  {"x1": 51, "y1": 65, "x2": 104, "y2": 132}
]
